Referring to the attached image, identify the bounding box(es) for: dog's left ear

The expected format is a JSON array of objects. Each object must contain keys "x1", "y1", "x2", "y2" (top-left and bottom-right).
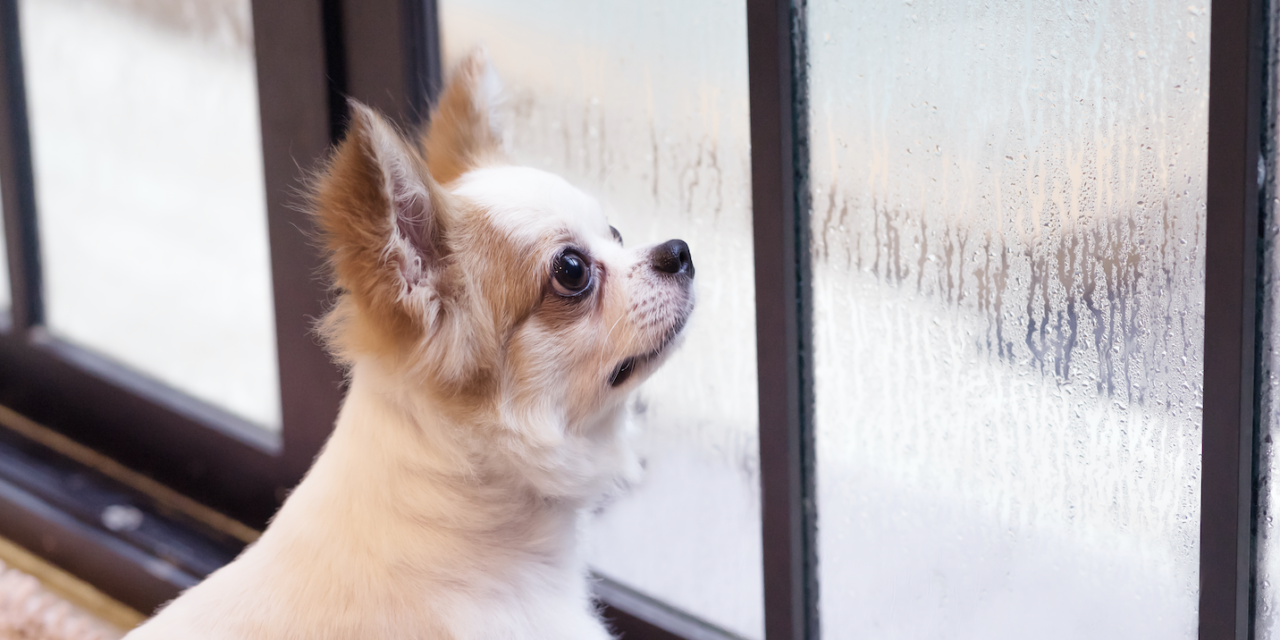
[{"x1": 317, "y1": 102, "x2": 453, "y2": 351}]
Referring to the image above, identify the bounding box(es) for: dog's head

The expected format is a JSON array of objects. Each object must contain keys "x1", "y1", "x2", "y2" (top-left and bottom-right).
[{"x1": 314, "y1": 52, "x2": 693, "y2": 485}]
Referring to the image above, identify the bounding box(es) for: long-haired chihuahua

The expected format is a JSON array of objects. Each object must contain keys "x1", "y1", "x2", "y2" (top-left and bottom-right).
[{"x1": 124, "y1": 51, "x2": 694, "y2": 639}]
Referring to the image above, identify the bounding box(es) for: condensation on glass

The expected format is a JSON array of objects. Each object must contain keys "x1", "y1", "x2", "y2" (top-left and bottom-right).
[
  {"x1": 439, "y1": 1, "x2": 762, "y2": 636},
  {"x1": 810, "y1": 2, "x2": 1207, "y2": 638},
  {"x1": 1253, "y1": 0, "x2": 1280, "y2": 635},
  {"x1": 21, "y1": 0, "x2": 280, "y2": 429}
]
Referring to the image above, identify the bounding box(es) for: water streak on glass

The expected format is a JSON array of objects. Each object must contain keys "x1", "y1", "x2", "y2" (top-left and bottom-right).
[
  {"x1": 439, "y1": 2, "x2": 762, "y2": 636},
  {"x1": 22, "y1": 0, "x2": 280, "y2": 429},
  {"x1": 809, "y1": 2, "x2": 1207, "y2": 637},
  {"x1": 1252, "y1": 0, "x2": 1280, "y2": 634}
]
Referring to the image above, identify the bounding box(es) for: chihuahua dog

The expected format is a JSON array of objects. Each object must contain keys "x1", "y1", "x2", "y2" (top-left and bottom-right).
[{"x1": 124, "y1": 51, "x2": 693, "y2": 639}]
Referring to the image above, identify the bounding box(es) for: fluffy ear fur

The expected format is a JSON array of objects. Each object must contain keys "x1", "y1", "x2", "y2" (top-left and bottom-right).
[
  {"x1": 316, "y1": 103, "x2": 457, "y2": 369},
  {"x1": 423, "y1": 49, "x2": 506, "y2": 184}
]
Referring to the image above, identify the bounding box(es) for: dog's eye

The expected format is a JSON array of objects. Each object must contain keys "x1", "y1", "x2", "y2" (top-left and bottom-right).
[{"x1": 551, "y1": 250, "x2": 592, "y2": 296}]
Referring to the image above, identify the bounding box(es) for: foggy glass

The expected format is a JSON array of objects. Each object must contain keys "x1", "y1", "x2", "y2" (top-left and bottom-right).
[
  {"x1": 809, "y1": 2, "x2": 1207, "y2": 638},
  {"x1": 22, "y1": 0, "x2": 280, "y2": 429},
  {"x1": 1252, "y1": 0, "x2": 1280, "y2": 635},
  {"x1": 438, "y1": 1, "x2": 763, "y2": 636}
]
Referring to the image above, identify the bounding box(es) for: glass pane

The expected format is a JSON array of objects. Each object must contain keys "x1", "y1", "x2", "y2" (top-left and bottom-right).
[
  {"x1": 1254, "y1": 3, "x2": 1280, "y2": 635},
  {"x1": 810, "y1": 2, "x2": 1207, "y2": 638},
  {"x1": 22, "y1": 0, "x2": 280, "y2": 429},
  {"x1": 439, "y1": 2, "x2": 762, "y2": 636}
]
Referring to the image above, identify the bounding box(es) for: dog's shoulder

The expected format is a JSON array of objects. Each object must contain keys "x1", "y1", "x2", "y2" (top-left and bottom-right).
[{"x1": 125, "y1": 534, "x2": 613, "y2": 640}]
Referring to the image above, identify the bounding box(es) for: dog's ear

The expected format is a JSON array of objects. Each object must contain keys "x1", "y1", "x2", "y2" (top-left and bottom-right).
[
  {"x1": 317, "y1": 102, "x2": 452, "y2": 350},
  {"x1": 422, "y1": 49, "x2": 505, "y2": 184}
]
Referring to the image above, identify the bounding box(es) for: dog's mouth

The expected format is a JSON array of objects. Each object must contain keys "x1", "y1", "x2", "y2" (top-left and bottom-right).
[{"x1": 608, "y1": 315, "x2": 689, "y2": 388}]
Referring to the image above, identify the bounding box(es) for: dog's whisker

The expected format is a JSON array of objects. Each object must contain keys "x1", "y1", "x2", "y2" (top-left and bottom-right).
[{"x1": 595, "y1": 313, "x2": 629, "y2": 373}]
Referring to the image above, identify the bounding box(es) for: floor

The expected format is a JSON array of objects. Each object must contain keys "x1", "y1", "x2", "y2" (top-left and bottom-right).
[{"x1": 0, "y1": 536, "x2": 141, "y2": 640}]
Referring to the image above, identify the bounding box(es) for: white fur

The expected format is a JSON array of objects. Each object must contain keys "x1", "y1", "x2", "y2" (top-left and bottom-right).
[{"x1": 126, "y1": 361, "x2": 621, "y2": 640}]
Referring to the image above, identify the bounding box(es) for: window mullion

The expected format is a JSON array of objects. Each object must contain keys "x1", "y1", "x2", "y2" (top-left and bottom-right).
[
  {"x1": 0, "y1": 0, "x2": 41, "y2": 335},
  {"x1": 249, "y1": 0, "x2": 345, "y2": 487},
  {"x1": 338, "y1": 0, "x2": 441, "y2": 130},
  {"x1": 747, "y1": 1, "x2": 818, "y2": 639},
  {"x1": 1200, "y1": 0, "x2": 1267, "y2": 637}
]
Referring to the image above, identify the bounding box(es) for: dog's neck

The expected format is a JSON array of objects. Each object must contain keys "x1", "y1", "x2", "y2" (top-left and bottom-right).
[{"x1": 263, "y1": 360, "x2": 620, "y2": 592}]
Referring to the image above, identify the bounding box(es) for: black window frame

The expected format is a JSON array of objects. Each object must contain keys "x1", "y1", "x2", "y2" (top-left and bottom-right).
[
  {"x1": 0, "y1": 0, "x2": 1269, "y2": 639},
  {"x1": 0, "y1": 0, "x2": 346, "y2": 528}
]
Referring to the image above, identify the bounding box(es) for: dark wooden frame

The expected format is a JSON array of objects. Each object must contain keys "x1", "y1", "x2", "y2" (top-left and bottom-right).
[
  {"x1": 0, "y1": 0, "x2": 37, "y2": 335},
  {"x1": 0, "y1": 0, "x2": 1273, "y2": 638},
  {"x1": 1202, "y1": 0, "x2": 1269, "y2": 638},
  {"x1": 747, "y1": 1, "x2": 817, "y2": 639}
]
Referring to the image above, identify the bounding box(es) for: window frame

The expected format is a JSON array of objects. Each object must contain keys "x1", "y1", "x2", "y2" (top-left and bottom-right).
[
  {"x1": 0, "y1": 0, "x2": 445, "y2": 529},
  {"x1": 1201, "y1": 0, "x2": 1268, "y2": 638},
  {"x1": 0, "y1": 0, "x2": 1269, "y2": 639},
  {"x1": 746, "y1": 1, "x2": 817, "y2": 638},
  {"x1": 0, "y1": 0, "x2": 346, "y2": 527}
]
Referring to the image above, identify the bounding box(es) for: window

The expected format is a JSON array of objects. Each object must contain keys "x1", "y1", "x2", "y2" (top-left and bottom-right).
[
  {"x1": 0, "y1": 0, "x2": 338, "y2": 530},
  {"x1": 0, "y1": 1, "x2": 1269, "y2": 639},
  {"x1": 22, "y1": 0, "x2": 281, "y2": 430}
]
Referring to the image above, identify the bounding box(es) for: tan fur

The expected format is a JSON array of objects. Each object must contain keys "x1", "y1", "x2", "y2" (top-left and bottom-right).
[
  {"x1": 314, "y1": 111, "x2": 435, "y2": 357},
  {"x1": 422, "y1": 52, "x2": 506, "y2": 185},
  {"x1": 315, "y1": 100, "x2": 506, "y2": 400}
]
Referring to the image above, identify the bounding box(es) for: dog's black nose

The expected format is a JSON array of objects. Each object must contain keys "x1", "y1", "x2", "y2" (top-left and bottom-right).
[{"x1": 651, "y1": 239, "x2": 694, "y2": 278}]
